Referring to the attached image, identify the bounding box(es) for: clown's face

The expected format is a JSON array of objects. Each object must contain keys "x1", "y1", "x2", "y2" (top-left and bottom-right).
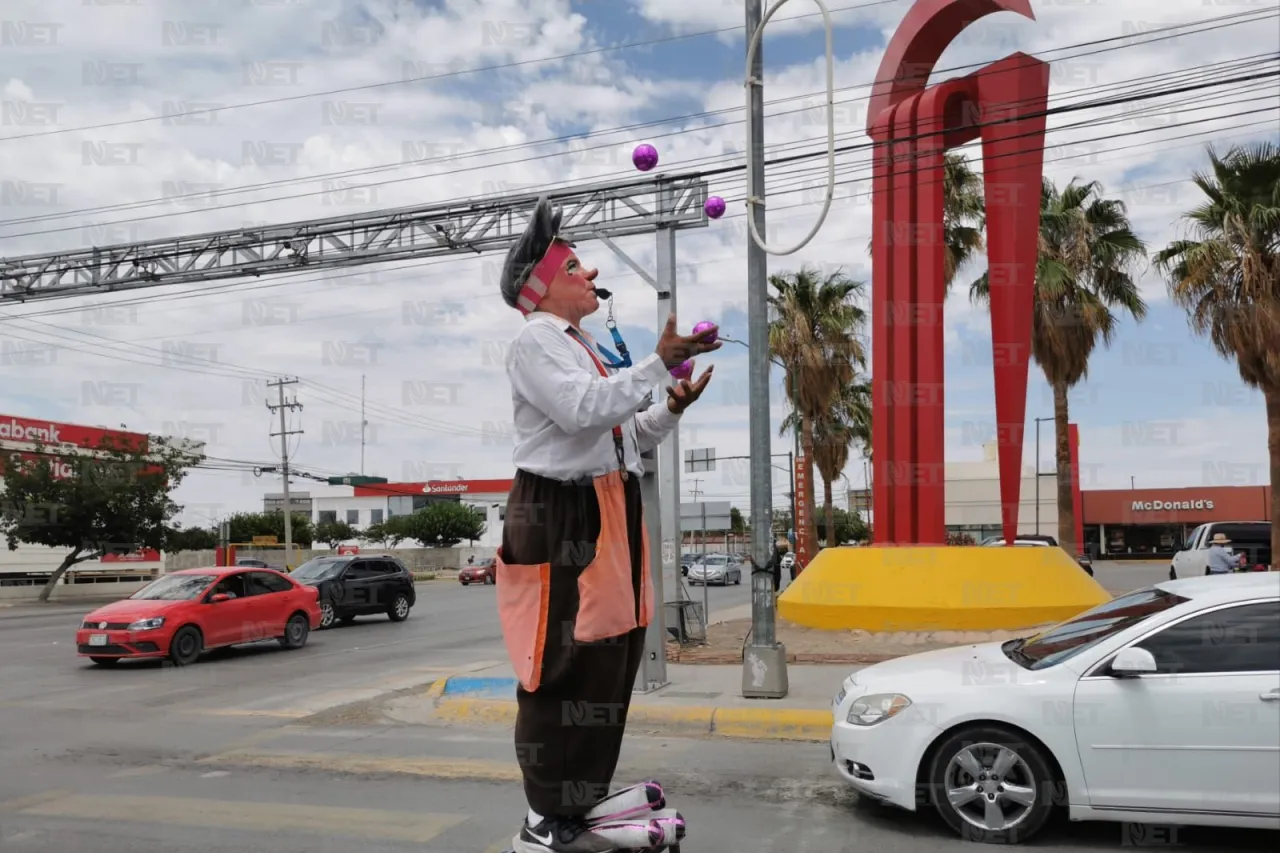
[{"x1": 541, "y1": 242, "x2": 600, "y2": 324}]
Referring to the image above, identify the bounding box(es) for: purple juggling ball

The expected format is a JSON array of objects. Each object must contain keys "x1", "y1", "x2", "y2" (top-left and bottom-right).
[{"x1": 632, "y1": 143, "x2": 659, "y2": 172}]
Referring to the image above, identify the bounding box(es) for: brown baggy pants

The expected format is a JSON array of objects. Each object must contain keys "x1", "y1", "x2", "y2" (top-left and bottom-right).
[{"x1": 500, "y1": 468, "x2": 647, "y2": 818}]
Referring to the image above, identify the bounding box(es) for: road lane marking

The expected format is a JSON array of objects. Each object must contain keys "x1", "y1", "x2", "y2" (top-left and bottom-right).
[
  {"x1": 109, "y1": 765, "x2": 167, "y2": 779},
  {"x1": 192, "y1": 708, "x2": 310, "y2": 718},
  {"x1": 0, "y1": 790, "x2": 72, "y2": 812},
  {"x1": 17, "y1": 793, "x2": 467, "y2": 843},
  {"x1": 201, "y1": 749, "x2": 523, "y2": 781}
]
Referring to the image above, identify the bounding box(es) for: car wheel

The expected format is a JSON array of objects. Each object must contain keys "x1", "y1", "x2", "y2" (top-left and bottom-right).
[
  {"x1": 278, "y1": 613, "x2": 310, "y2": 649},
  {"x1": 89, "y1": 656, "x2": 119, "y2": 667},
  {"x1": 388, "y1": 592, "x2": 411, "y2": 622},
  {"x1": 927, "y1": 726, "x2": 1059, "y2": 845},
  {"x1": 460, "y1": 580, "x2": 469, "y2": 586},
  {"x1": 168, "y1": 626, "x2": 203, "y2": 667},
  {"x1": 318, "y1": 600, "x2": 337, "y2": 630}
]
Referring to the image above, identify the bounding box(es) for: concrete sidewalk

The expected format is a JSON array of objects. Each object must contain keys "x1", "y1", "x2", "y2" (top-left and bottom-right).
[{"x1": 385, "y1": 660, "x2": 859, "y2": 743}]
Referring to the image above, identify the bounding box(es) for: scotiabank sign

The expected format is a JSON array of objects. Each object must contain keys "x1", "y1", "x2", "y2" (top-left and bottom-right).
[
  {"x1": 0, "y1": 415, "x2": 148, "y2": 451},
  {"x1": 1132, "y1": 499, "x2": 1215, "y2": 512},
  {"x1": 2, "y1": 414, "x2": 152, "y2": 481}
]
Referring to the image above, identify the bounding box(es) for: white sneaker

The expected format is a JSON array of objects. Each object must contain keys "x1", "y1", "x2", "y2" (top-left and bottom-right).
[{"x1": 513, "y1": 815, "x2": 615, "y2": 853}]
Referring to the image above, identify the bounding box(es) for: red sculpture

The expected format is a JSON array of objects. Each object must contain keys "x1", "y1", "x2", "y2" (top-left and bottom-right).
[{"x1": 867, "y1": 0, "x2": 1048, "y2": 545}]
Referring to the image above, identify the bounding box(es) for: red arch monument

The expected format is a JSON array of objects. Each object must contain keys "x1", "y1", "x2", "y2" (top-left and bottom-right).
[
  {"x1": 778, "y1": 1, "x2": 1110, "y2": 632},
  {"x1": 868, "y1": 0, "x2": 1047, "y2": 545}
]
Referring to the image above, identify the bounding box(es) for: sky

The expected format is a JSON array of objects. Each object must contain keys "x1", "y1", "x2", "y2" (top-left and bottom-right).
[{"x1": 0, "y1": 0, "x2": 1276, "y2": 529}]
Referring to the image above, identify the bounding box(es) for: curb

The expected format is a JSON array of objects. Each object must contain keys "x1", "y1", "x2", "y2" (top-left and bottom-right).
[
  {"x1": 430, "y1": 676, "x2": 833, "y2": 742},
  {"x1": 665, "y1": 647, "x2": 899, "y2": 665}
]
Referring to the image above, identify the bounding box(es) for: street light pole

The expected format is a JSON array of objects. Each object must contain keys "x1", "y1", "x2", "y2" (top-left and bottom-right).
[
  {"x1": 742, "y1": 0, "x2": 786, "y2": 700},
  {"x1": 1034, "y1": 416, "x2": 1052, "y2": 536}
]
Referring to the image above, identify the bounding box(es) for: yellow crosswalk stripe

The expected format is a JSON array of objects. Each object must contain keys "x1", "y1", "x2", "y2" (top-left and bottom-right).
[{"x1": 16, "y1": 793, "x2": 467, "y2": 844}]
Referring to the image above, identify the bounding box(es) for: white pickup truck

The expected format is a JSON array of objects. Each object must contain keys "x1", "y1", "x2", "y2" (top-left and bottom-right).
[{"x1": 1169, "y1": 521, "x2": 1271, "y2": 578}]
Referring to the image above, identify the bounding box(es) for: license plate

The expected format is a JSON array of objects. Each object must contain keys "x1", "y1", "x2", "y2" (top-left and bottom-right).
[{"x1": 89, "y1": 634, "x2": 107, "y2": 646}]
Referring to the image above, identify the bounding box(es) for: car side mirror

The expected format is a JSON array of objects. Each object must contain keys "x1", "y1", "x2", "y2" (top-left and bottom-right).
[
  {"x1": 1110, "y1": 647, "x2": 1157, "y2": 677},
  {"x1": 210, "y1": 593, "x2": 230, "y2": 604}
]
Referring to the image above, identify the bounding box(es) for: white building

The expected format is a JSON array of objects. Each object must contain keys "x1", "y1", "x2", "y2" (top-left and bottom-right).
[
  {"x1": 944, "y1": 442, "x2": 1061, "y2": 542},
  {"x1": 301, "y1": 478, "x2": 512, "y2": 548}
]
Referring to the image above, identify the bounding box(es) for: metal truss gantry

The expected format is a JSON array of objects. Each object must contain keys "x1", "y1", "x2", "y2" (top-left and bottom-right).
[
  {"x1": 0, "y1": 174, "x2": 708, "y2": 302},
  {"x1": 0, "y1": 172, "x2": 712, "y2": 694}
]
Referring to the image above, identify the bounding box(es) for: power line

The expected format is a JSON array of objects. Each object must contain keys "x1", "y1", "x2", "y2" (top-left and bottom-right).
[
  {"x1": 2, "y1": 62, "x2": 1270, "y2": 316},
  {"x1": 2, "y1": 98, "x2": 1270, "y2": 344},
  {"x1": 0, "y1": 0, "x2": 908, "y2": 143},
  {"x1": 0, "y1": 8, "x2": 1269, "y2": 235}
]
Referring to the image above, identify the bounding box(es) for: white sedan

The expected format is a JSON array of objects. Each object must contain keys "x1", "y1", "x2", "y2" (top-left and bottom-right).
[{"x1": 830, "y1": 572, "x2": 1280, "y2": 844}]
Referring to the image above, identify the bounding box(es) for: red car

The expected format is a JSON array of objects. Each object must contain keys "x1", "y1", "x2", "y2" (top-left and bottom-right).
[
  {"x1": 459, "y1": 558, "x2": 496, "y2": 585},
  {"x1": 76, "y1": 567, "x2": 321, "y2": 667}
]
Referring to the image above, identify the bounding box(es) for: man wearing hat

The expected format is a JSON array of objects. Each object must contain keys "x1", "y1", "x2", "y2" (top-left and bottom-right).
[
  {"x1": 1206, "y1": 531, "x2": 1236, "y2": 575},
  {"x1": 495, "y1": 197, "x2": 720, "y2": 853}
]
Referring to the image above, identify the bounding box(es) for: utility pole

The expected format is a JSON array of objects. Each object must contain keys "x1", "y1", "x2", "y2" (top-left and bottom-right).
[
  {"x1": 360, "y1": 374, "x2": 367, "y2": 475},
  {"x1": 742, "y1": 0, "x2": 787, "y2": 698},
  {"x1": 688, "y1": 478, "x2": 703, "y2": 555},
  {"x1": 267, "y1": 378, "x2": 304, "y2": 569}
]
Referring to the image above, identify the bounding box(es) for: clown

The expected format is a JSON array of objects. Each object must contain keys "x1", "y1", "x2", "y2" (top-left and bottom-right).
[{"x1": 496, "y1": 197, "x2": 718, "y2": 853}]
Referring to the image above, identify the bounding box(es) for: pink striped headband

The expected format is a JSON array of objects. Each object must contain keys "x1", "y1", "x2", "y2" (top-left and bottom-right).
[{"x1": 517, "y1": 240, "x2": 574, "y2": 316}]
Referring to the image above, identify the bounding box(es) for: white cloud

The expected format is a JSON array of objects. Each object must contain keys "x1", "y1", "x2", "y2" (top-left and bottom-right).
[{"x1": 0, "y1": 0, "x2": 1273, "y2": 527}]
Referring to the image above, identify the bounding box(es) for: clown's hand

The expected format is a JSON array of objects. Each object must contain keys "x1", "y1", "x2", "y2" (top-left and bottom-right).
[
  {"x1": 656, "y1": 313, "x2": 721, "y2": 368},
  {"x1": 666, "y1": 363, "x2": 714, "y2": 414}
]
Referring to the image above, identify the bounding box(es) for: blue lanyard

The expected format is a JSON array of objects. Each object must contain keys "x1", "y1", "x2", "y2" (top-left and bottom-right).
[{"x1": 567, "y1": 326, "x2": 632, "y2": 369}]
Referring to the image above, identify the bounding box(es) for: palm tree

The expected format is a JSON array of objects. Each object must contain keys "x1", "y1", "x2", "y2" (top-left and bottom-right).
[
  {"x1": 864, "y1": 151, "x2": 987, "y2": 296},
  {"x1": 781, "y1": 380, "x2": 871, "y2": 547},
  {"x1": 768, "y1": 267, "x2": 866, "y2": 560},
  {"x1": 941, "y1": 152, "x2": 987, "y2": 288},
  {"x1": 971, "y1": 177, "x2": 1148, "y2": 556},
  {"x1": 1155, "y1": 142, "x2": 1280, "y2": 567}
]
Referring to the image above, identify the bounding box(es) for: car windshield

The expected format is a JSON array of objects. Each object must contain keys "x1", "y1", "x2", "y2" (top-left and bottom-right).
[
  {"x1": 703, "y1": 556, "x2": 728, "y2": 566},
  {"x1": 290, "y1": 558, "x2": 347, "y2": 580},
  {"x1": 1004, "y1": 587, "x2": 1190, "y2": 670},
  {"x1": 129, "y1": 573, "x2": 215, "y2": 601}
]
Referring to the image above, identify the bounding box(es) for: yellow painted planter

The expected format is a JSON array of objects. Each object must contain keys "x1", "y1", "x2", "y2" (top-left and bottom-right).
[{"x1": 777, "y1": 546, "x2": 1109, "y2": 632}]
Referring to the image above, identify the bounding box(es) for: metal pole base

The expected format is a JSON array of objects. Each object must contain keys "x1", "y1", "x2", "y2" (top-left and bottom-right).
[{"x1": 741, "y1": 643, "x2": 789, "y2": 698}]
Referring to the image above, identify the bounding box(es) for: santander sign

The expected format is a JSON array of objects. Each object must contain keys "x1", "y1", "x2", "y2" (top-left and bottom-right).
[{"x1": 423, "y1": 482, "x2": 469, "y2": 494}]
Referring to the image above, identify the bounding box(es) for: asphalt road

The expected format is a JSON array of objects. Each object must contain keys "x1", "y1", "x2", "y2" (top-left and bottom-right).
[{"x1": 1, "y1": 565, "x2": 1270, "y2": 853}]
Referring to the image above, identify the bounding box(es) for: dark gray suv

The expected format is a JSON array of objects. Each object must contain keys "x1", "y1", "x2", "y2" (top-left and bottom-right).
[{"x1": 289, "y1": 554, "x2": 416, "y2": 629}]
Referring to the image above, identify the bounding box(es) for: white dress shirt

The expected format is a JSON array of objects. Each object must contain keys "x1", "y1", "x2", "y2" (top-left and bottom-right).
[{"x1": 507, "y1": 311, "x2": 682, "y2": 481}]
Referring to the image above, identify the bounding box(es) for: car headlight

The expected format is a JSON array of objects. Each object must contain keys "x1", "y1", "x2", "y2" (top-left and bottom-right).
[
  {"x1": 846, "y1": 693, "x2": 911, "y2": 726},
  {"x1": 127, "y1": 617, "x2": 165, "y2": 631}
]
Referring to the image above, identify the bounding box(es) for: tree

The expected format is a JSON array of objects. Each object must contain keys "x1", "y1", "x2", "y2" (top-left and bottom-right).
[
  {"x1": 361, "y1": 520, "x2": 405, "y2": 549},
  {"x1": 784, "y1": 380, "x2": 871, "y2": 548},
  {"x1": 224, "y1": 511, "x2": 314, "y2": 548},
  {"x1": 0, "y1": 435, "x2": 202, "y2": 601},
  {"x1": 971, "y1": 177, "x2": 1147, "y2": 556},
  {"x1": 315, "y1": 520, "x2": 357, "y2": 548},
  {"x1": 865, "y1": 151, "x2": 987, "y2": 295},
  {"x1": 947, "y1": 531, "x2": 977, "y2": 546},
  {"x1": 729, "y1": 507, "x2": 746, "y2": 534},
  {"x1": 769, "y1": 265, "x2": 866, "y2": 562},
  {"x1": 164, "y1": 524, "x2": 218, "y2": 552},
  {"x1": 1155, "y1": 142, "x2": 1280, "y2": 567},
  {"x1": 814, "y1": 507, "x2": 867, "y2": 546},
  {"x1": 397, "y1": 502, "x2": 487, "y2": 547}
]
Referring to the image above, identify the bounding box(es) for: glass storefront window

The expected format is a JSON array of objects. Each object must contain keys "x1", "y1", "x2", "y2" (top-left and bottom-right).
[{"x1": 1094, "y1": 524, "x2": 1191, "y2": 557}]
